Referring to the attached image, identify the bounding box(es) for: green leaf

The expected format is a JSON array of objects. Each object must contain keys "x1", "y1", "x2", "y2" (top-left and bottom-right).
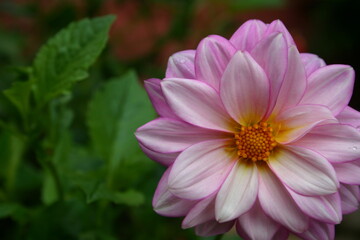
[
  {"x1": 87, "y1": 71, "x2": 156, "y2": 185},
  {"x1": 33, "y1": 15, "x2": 115, "y2": 104},
  {"x1": 86, "y1": 184, "x2": 144, "y2": 206},
  {"x1": 48, "y1": 94, "x2": 74, "y2": 143},
  {"x1": 5, "y1": 134, "x2": 25, "y2": 195},
  {"x1": 112, "y1": 189, "x2": 144, "y2": 206},
  {"x1": 3, "y1": 80, "x2": 32, "y2": 118}
]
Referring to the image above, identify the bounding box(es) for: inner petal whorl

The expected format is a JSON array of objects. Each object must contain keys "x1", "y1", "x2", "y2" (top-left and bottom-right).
[{"x1": 234, "y1": 122, "x2": 277, "y2": 162}]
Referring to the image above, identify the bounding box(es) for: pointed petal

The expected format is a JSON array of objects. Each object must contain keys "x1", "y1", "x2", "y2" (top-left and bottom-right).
[
  {"x1": 220, "y1": 51, "x2": 270, "y2": 125},
  {"x1": 168, "y1": 139, "x2": 236, "y2": 200},
  {"x1": 258, "y1": 165, "x2": 308, "y2": 233},
  {"x1": 153, "y1": 167, "x2": 197, "y2": 217},
  {"x1": 339, "y1": 184, "x2": 360, "y2": 214},
  {"x1": 138, "y1": 142, "x2": 179, "y2": 166},
  {"x1": 269, "y1": 146, "x2": 339, "y2": 196},
  {"x1": 333, "y1": 160, "x2": 360, "y2": 185},
  {"x1": 297, "y1": 220, "x2": 335, "y2": 240},
  {"x1": 287, "y1": 187, "x2": 342, "y2": 224},
  {"x1": 264, "y1": 20, "x2": 296, "y2": 46},
  {"x1": 272, "y1": 46, "x2": 307, "y2": 115},
  {"x1": 293, "y1": 123, "x2": 360, "y2": 163},
  {"x1": 300, "y1": 53, "x2": 326, "y2": 77},
  {"x1": 215, "y1": 161, "x2": 258, "y2": 222},
  {"x1": 144, "y1": 78, "x2": 179, "y2": 119},
  {"x1": 195, "y1": 35, "x2": 236, "y2": 90},
  {"x1": 236, "y1": 200, "x2": 280, "y2": 240},
  {"x1": 337, "y1": 106, "x2": 360, "y2": 127},
  {"x1": 162, "y1": 78, "x2": 235, "y2": 132},
  {"x1": 300, "y1": 65, "x2": 355, "y2": 115},
  {"x1": 194, "y1": 220, "x2": 235, "y2": 237},
  {"x1": 230, "y1": 20, "x2": 267, "y2": 51},
  {"x1": 166, "y1": 50, "x2": 196, "y2": 79},
  {"x1": 274, "y1": 104, "x2": 336, "y2": 144},
  {"x1": 182, "y1": 194, "x2": 216, "y2": 228},
  {"x1": 251, "y1": 33, "x2": 288, "y2": 116},
  {"x1": 136, "y1": 118, "x2": 229, "y2": 153}
]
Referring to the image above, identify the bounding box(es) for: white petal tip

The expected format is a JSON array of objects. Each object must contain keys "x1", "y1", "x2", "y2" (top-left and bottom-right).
[
  {"x1": 317, "y1": 181, "x2": 339, "y2": 195},
  {"x1": 215, "y1": 210, "x2": 235, "y2": 223},
  {"x1": 335, "y1": 215, "x2": 342, "y2": 224},
  {"x1": 215, "y1": 216, "x2": 228, "y2": 223}
]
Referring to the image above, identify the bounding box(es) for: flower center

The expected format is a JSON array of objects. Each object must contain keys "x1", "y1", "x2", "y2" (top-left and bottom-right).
[{"x1": 234, "y1": 122, "x2": 277, "y2": 162}]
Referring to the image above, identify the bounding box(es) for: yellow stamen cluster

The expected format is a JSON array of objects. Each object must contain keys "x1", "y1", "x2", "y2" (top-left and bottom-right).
[{"x1": 234, "y1": 122, "x2": 277, "y2": 162}]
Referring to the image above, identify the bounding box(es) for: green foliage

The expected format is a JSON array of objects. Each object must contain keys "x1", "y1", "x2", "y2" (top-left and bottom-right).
[
  {"x1": 33, "y1": 15, "x2": 115, "y2": 105},
  {"x1": 0, "y1": 12, "x2": 201, "y2": 239},
  {"x1": 3, "y1": 80, "x2": 32, "y2": 119},
  {"x1": 41, "y1": 169, "x2": 59, "y2": 205},
  {"x1": 85, "y1": 185, "x2": 144, "y2": 206},
  {"x1": 0, "y1": 15, "x2": 168, "y2": 240},
  {"x1": 87, "y1": 72, "x2": 155, "y2": 182}
]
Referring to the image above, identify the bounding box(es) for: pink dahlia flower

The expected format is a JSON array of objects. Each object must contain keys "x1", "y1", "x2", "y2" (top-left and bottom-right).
[{"x1": 135, "y1": 19, "x2": 360, "y2": 240}]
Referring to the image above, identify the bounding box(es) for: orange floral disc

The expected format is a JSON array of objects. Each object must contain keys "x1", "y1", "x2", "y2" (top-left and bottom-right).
[{"x1": 234, "y1": 122, "x2": 277, "y2": 162}]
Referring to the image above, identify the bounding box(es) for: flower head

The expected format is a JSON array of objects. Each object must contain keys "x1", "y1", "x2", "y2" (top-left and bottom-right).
[{"x1": 136, "y1": 19, "x2": 360, "y2": 239}]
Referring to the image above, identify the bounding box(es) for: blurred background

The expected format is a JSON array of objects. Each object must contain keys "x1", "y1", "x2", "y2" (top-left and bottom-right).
[
  {"x1": 1, "y1": 0, "x2": 359, "y2": 108},
  {"x1": 0, "y1": 0, "x2": 359, "y2": 239}
]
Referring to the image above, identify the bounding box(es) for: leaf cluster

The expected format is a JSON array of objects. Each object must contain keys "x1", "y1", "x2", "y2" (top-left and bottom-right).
[{"x1": 0, "y1": 15, "x2": 189, "y2": 240}]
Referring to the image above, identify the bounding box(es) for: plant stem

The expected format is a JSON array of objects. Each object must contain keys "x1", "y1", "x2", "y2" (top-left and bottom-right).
[
  {"x1": 6, "y1": 134, "x2": 25, "y2": 197},
  {"x1": 44, "y1": 160, "x2": 64, "y2": 201}
]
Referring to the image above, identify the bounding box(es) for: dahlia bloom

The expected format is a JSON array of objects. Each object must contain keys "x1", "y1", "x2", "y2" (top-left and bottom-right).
[{"x1": 135, "y1": 19, "x2": 360, "y2": 240}]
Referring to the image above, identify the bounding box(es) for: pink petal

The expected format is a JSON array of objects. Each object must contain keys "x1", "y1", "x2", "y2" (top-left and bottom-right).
[
  {"x1": 194, "y1": 220, "x2": 235, "y2": 237},
  {"x1": 138, "y1": 142, "x2": 179, "y2": 166},
  {"x1": 195, "y1": 35, "x2": 236, "y2": 90},
  {"x1": 162, "y1": 78, "x2": 235, "y2": 132},
  {"x1": 300, "y1": 65, "x2": 355, "y2": 115},
  {"x1": 230, "y1": 19, "x2": 267, "y2": 51},
  {"x1": 269, "y1": 146, "x2": 339, "y2": 196},
  {"x1": 300, "y1": 53, "x2": 326, "y2": 77},
  {"x1": 136, "y1": 118, "x2": 229, "y2": 153},
  {"x1": 336, "y1": 106, "x2": 360, "y2": 127},
  {"x1": 264, "y1": 20, "x2": 296, "y2": 46},
  {"x1": 274, "y1": 104, "x2": 336, "y2": 144},
  {"x1": 333, "y1": 160, "x2": 360, "y2": 185},
  {"x1": 258, "y1": 165, "x2": 308, "y2": 233},
  {"x1": 251, "y1": 33, "x2": 288, "y2": 117},
  {"x1": 182, "y1": 194, "x2": 216, "y2": 228},
  {"x1": 220, "y1": 51, "x2": 270, "y2": 125},
  {"x1": 144, "y1": 78, "x2": 179, "y2": 119},
  {"x1": 273, "y1": 228, "x2": 290, "y2": 240},
  {"x1": 339, "y1": 184, "x2": 360, "y2": 214},
  {"x1": 215, "y1": 161, "x2": 258, "y2": 222},
  {"x1": 168, "y1": 139, "x2": 236, "y2": 200},
  {"x1": 293, "y1": 123, "x2": 360, "y2": 163},
  {"x1": 272, "y1": 46, "x2": 307, "y2": 115},
  {"x1": 296, "y1": 220, "x2": 334, "y2": 240},
  {"x1": 153, "y1": 167, "x2": 197, "y2": 217},
  {"x1": 287, "y1": 187, "x2": 342, "y2": 224},
  {"x1": 236, "y1": 200, "x2": 280, "y2": 240},
  {"x1": 166, "y1": 50, "x2": 196, "y2": 79}
]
